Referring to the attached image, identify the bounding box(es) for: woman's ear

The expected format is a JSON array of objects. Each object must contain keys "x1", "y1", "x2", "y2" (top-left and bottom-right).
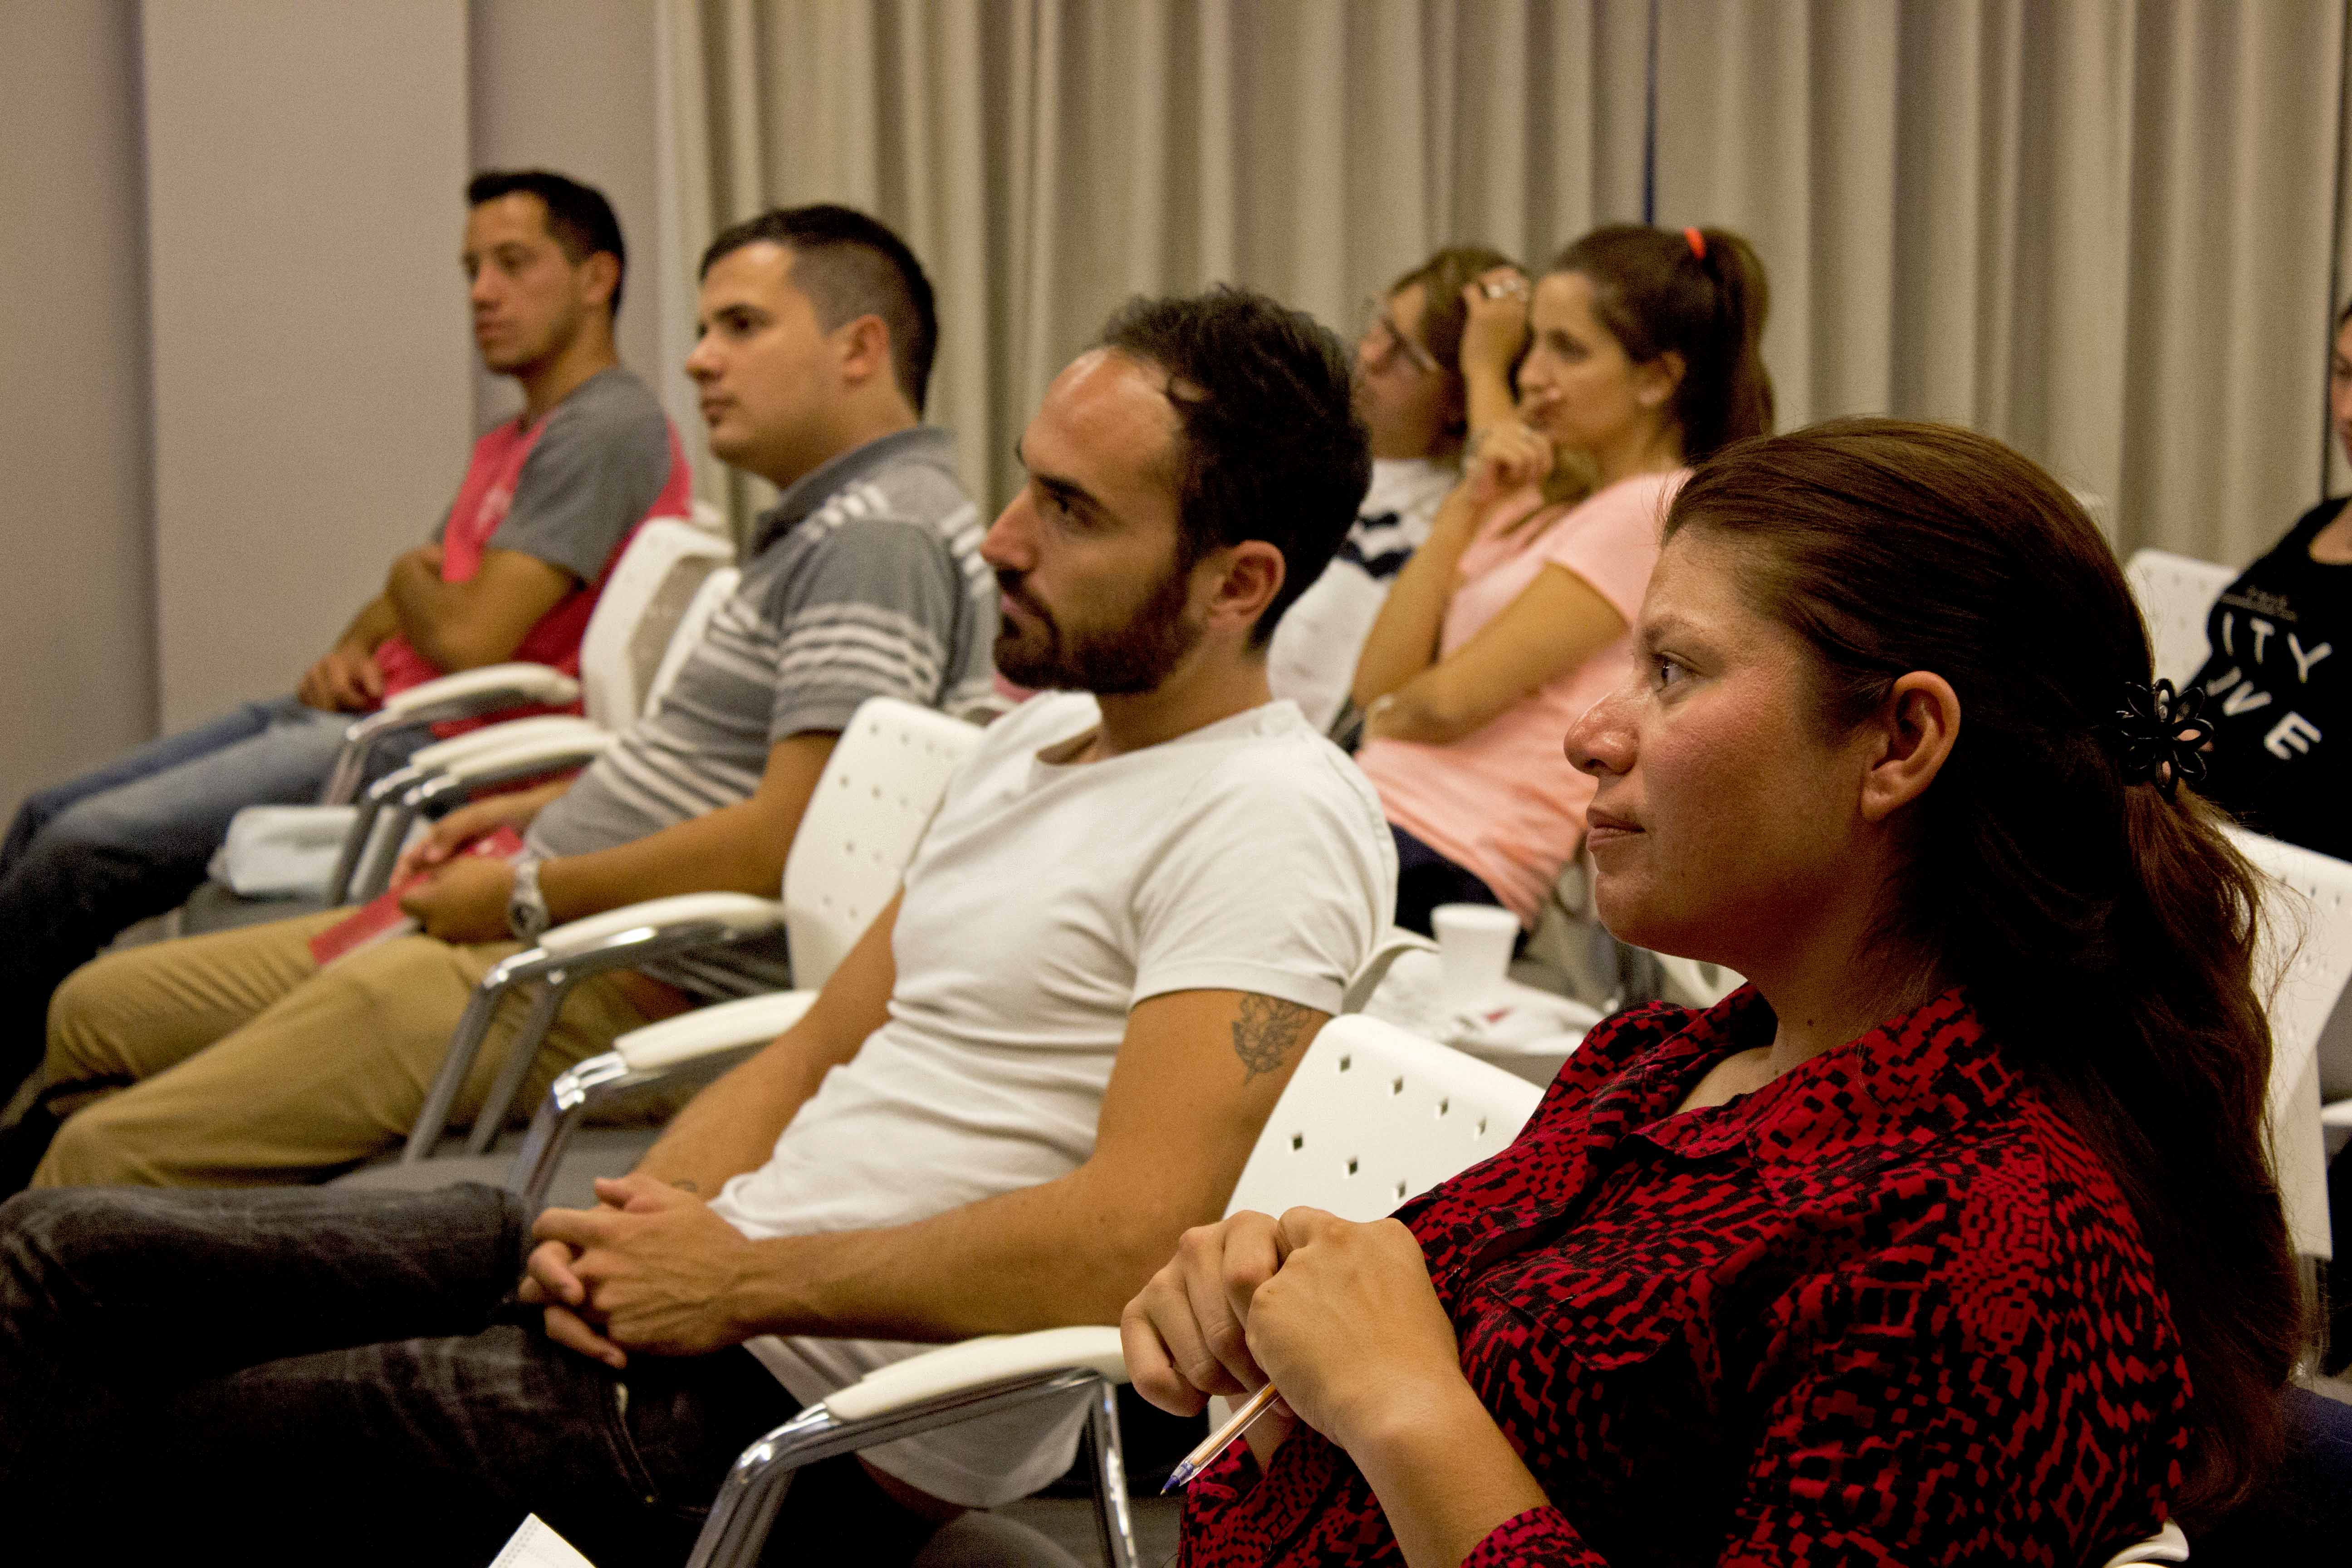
[
  {"x1": 1207, "y1": 540, "x2": 1286, "y2": 637},
  {"x1": 1634, "y1": 350, "x2": 1687, "y2": 412},
  {"x1": 1857, "y1": 671, "x2": 1961, "y2": 823}
]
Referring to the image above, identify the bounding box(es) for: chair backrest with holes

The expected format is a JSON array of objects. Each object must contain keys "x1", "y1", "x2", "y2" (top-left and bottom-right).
[
  {"x1": 1225, "y1": 1014, "x2": 1544, "y2": 1222},
  {"x1": 780, "y1": 698, "x2": 984, "y2": 990},
  {"x1": 640, "y1": 565, "x2": 739, "y2": 717},
  {"x1": 2225, "y1": 825, "x2": 2352, "y2": 1256},
  {"x1": 578, "y1": 519, "x2": 737, "y2": 726},
  {"x1": 2123, "y1": 548, "x2": 2236, "y2": 688}
]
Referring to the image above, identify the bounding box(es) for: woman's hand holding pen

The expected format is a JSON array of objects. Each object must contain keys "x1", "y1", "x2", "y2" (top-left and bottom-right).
[
  {"x1": 1239, "y1": 1209, "x2": 1467, "y2": 1457},
  {"x1": 1124, "y1": 1211, "x2": 1301, "y2": 1465},
  {"x1": 1122, "y1": 1207, "x2": 1469, "y2": 1466}
]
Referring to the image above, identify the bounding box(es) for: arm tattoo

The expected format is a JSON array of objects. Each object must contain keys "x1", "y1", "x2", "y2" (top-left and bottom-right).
[{"x1": 1231, "y1": 995, "x2": 1315, "y2": 1083}]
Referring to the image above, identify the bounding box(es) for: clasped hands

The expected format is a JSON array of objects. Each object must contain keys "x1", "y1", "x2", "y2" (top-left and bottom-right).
[
  {"x1": 392, "y1": 786, "x2": 566, "y2": 940},
  {"x1": 519, "y1": 1173, "x2": 765, "y2": 1369},
  {"x1": 1120, "y1": 1207, "x2": 1468, "y2": 1463}
]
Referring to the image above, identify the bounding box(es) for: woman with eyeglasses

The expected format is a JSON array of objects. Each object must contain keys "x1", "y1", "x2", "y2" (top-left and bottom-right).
[
  {"x1": 1269, "y1": 247, "x2": 1520, "y2": 735},
  {"x1": 1350, "y1": 225, "x2": 1771, "y2": 936},
  {"x1": 1127, "y1": 419, "x2": 2306, "y2": 1567}
]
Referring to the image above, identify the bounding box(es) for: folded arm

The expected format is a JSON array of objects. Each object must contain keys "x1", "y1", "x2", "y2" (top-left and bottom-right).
[
  {"x1": 298, "y1": 595, "x2": 401, "y2": 711},
  {"x1": 386, "y1": 544, "x2": 577, "y2": 672},
  {"x1": 1359, "y1": 562, "x2": 1625, "y2": 748}
]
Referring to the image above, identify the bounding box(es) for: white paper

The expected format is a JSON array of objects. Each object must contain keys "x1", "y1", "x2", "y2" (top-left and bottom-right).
[{"x1": 488, "y1": 1515, "x2": 599, "y2": 1568}]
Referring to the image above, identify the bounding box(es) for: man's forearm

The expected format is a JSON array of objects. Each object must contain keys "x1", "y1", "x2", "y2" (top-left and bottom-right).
[
  {"x1": 385, "y1": 554, "x2": 474, "y2": 669},
  {"x1": 538, "y1": 798, "x2": 793, "y2": 922},
  {"x1": 338, "y1": 595, "x2": 400, "y2": 654},
  {"x1": 631, "y1": 1027, "x2": 844, "y2": 1198},
  {"x1": 723, "y1": 1160, "x2": 1217, "y2": 1344}
]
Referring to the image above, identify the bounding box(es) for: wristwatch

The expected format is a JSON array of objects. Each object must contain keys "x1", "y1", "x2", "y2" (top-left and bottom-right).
[{"x1": 506, "y1": 856, "x2": 552, "y2": 943}]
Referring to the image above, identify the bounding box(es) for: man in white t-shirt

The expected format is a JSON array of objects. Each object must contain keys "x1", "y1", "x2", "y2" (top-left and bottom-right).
[{"x1": 0, "y1": 289, "x2": 1393, "y2": 1566}]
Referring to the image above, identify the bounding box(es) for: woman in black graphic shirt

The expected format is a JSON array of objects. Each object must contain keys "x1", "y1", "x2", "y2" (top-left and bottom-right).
[{"x1": 2192, "y1": 305, "x2": 2352, "y2": 860}]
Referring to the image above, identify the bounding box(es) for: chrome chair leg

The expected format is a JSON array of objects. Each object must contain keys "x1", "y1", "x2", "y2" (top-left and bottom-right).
[
  {"x1": 465, "y1": 973, "x2": 574, "y2": 1155},
  {"x1": 402, "y1": 950, "x2": 543, "y2": 1162},
  {"x1": 687, "y1": 1372, "x2": 1109, "y2": 1568},
  {"x1": 327, "y1": 763, "x2": 423, "y2": 905},
  {"x1": 1086, "y1": 1377, "x2": 1139, "y2": 1568}
]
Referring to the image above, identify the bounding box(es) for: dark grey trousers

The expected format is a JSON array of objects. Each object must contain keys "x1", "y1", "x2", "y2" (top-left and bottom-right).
[{"x1": 0, "y1": 1182, "x2": 934, "y2": 1566}]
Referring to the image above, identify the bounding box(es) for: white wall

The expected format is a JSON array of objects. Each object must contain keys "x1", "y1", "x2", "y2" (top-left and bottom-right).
[
  {"x1": 469, "y1": 0, "x2": 663, "y2": 430},
  {"x1": 142, "y1": 0, "x2": 474, "y2": 730},
  {"x1": 0, "y1": 0, "x2": 157, "y2": 822}
]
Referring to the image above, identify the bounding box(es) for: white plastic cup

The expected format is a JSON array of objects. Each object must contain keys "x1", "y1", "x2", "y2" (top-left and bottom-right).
[{"x1": 1431, "y1": 902, "x2": 1519, "y2": 1011}]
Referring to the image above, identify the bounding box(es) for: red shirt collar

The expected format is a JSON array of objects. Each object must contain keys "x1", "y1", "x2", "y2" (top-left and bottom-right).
[{"x1": 1622, "y1": 985, "x2": 2023, "y2": 1204}]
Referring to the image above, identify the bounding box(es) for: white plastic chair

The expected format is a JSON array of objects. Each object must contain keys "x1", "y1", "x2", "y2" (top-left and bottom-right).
[
  {"x1": 671, "y1": 1015, "x2": 1545, "y2": 1568},
  {"x1": 325, "y1": 556, "x2": 742, "y2": 905},
  {"x1": 347, "y1": 697, "x2": 982, "y2": 1183},
  {"x1": 318, "y1": 518, "x2": 734, "y2": 804},
  {"x1": 2123, "y1": 547, "x2": 2236, "y2": 689},
  {"x1": 2227, "y1": 825, "x2": 2352, "y2": 1260},
  {"x1": 2100, "y1": 1519, "x2": 2190, "y2": 1566}
]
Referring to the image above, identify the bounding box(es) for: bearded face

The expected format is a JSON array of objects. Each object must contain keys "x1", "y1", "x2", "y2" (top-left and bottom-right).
[{"x1": 991, "y1": 543, "x2": 1205, "y2": 695}]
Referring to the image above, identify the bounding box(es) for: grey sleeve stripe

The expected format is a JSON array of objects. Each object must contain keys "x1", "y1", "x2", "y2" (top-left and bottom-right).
[
  {"x1": 605, "y1": 736, "x2": 757, "y2": 808},
  {"x1": 630, "y1": 732, "x2": 769, "y2": 793},
  {"x1": 777, "y1": 624, "x2": 943, "y2": 686},
  {"x1": 682, "y1": 640, "x2": 781, "y2": 691},
  {"x1": 588, "y1": 750, "x2": 737, "y2": 824},
  {"x1": 785, "y1": 598, "x2": 947, "y2": 638},
  {"x1": 785, "y1": 649, "x2": 941, "y2": 705}
]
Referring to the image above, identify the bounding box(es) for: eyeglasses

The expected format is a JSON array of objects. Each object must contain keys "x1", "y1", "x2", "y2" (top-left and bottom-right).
[{"x1": 1357, "y1": 297, "x2": 1441, "y2": 377}]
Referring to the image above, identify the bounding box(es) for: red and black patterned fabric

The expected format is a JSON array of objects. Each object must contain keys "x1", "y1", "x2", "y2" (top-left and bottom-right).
[{"x1": 1178, "y1": 987, "x2": 2191, "y2": 1568}]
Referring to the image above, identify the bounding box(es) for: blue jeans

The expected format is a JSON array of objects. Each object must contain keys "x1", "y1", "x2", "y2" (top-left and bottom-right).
[
  {"x1": 0, "y1": 1184, "x2": 935, "y2": 1566},
  {"x1": 0, "y1": 696, "x2": 418, "y2": 1093}
]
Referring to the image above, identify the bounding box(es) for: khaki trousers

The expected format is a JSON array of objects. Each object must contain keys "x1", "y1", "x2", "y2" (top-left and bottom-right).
[{"x1": 34, "y1": 909, "x2": 690, "y2": 1188}]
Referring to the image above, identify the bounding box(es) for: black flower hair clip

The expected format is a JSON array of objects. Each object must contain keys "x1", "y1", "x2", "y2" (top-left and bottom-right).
[{"x1": 2113, "y1": 679, "x2": 2213, "y2": 800}]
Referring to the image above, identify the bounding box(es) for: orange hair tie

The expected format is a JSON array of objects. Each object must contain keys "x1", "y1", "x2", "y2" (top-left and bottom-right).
[{"x1": 1684, "y1": 226, "x2": 1706, "y2": 260}]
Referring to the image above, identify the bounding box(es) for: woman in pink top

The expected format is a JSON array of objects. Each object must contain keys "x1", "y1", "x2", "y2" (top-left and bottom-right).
[{"x1": 1352, "y1": 224, "x2": 1772, "y2": 933}]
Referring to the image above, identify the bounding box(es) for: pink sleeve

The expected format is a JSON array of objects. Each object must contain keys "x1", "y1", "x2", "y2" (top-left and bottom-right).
[{"x1": 1534, "y1": 471, "x2": 1682, "y2": 624}]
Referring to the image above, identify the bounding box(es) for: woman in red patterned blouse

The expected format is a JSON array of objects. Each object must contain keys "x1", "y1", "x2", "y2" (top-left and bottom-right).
[{"x1": 1123, "y1": 420, "x2": 2304, "y2": 1567}]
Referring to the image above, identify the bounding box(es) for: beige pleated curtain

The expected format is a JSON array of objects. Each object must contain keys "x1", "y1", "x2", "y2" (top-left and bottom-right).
[{"x1": 650, "y1": 0, "x2": 2352, "y2": 570}]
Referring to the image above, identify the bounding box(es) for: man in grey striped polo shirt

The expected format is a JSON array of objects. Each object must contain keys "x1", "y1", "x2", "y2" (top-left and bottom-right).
[{"x1": 20, "y1": 206, "x2": 995, "y2": 1190}]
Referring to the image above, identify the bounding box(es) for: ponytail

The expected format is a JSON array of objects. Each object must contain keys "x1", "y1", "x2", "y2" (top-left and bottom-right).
[
  {"x1": 1666, "y1": 419, "x2": 2303, "y2": 1524},
  {"x1": 1551, "y1": 223, "x2": 1774, "y2": 460},
  {"x1": 1687, "y1": 228, "x2": 1772, "y2": 453}
]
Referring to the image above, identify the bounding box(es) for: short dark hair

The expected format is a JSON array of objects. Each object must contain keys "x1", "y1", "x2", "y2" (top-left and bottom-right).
[
  {"x1": 1097, "y1": 288, "x2": 1370, "y2": 647},
  {"x1": 699, "y1": 205, "x2": 938, "y2": 414},
  {"x1": 467, "y1": 170, "x2": 627, "y2": 317}
]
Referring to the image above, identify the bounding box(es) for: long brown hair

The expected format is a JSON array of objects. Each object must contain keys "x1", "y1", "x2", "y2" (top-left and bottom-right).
[
  {"x1": 1666, "y1": 418, "x2": 2302, "y2": 1523},
  {"x1": 1552, "y1": 224, "x2": 1772, "y2": 459}
]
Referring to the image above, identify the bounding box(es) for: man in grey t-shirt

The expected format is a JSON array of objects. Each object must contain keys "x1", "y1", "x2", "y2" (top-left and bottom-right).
[
  {"x1": 0, "y1": 171, "x2": 687, "y2": 1100},
  {"x1": 15, "y1": 206, "x2": 991, "y2": 1191}
]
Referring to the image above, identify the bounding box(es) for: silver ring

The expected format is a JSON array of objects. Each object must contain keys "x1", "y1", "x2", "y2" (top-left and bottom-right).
[{"x1": 1481, "y1": 278, "x2": 1525, "y2": 300}]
